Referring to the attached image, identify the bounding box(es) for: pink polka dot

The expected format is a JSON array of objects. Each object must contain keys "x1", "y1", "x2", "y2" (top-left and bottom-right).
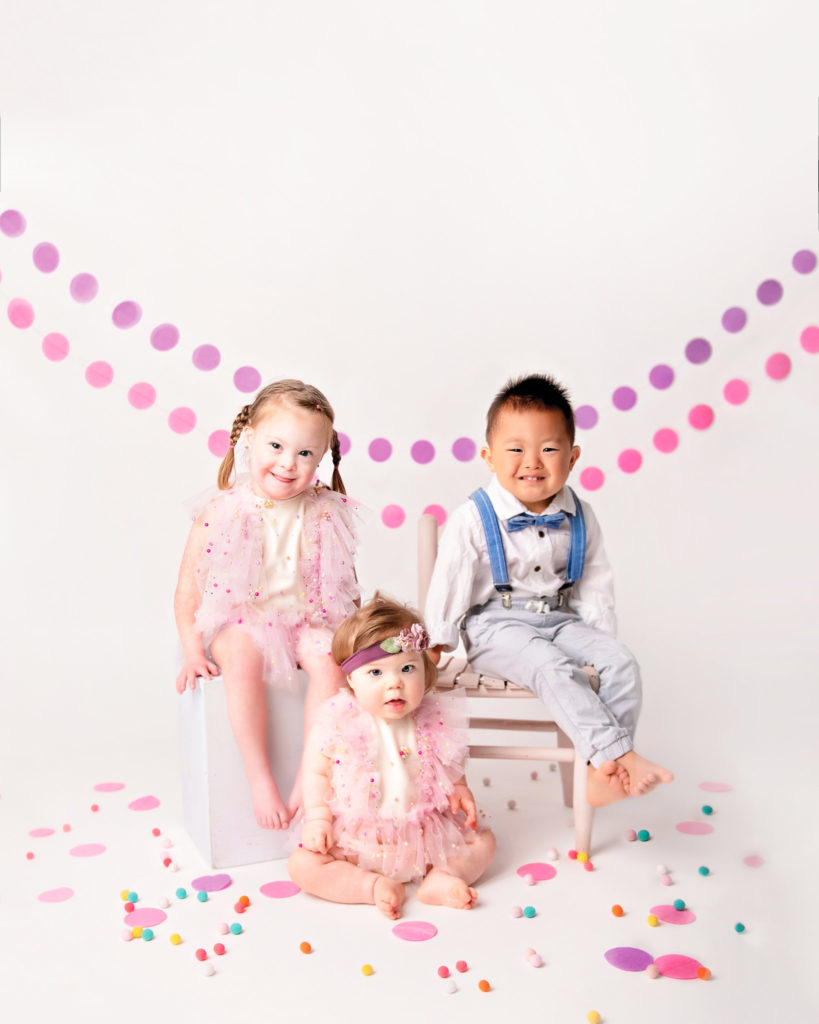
[
  {"x1": 124, "y1": 907, "x2": 167, "y2": 927},
  {"x1": 42, "y1": 333, "x2": 70, "y2": 361},
  {"x1": 617, "y1": 449, "x2": 642, "y2": 473},
  {"x1": 743, "y1": 854, "x2": 764, "y2": 868},
  {"x1": 85, "y1": 361, "x2": 114, "y2": 388},
  {"x1": 688, "y1": 404, "x2": 714, "y2": 430},
  {"x1": 756, "y1": 279, "x2": 782, "y2": 305},
  {"x1": 150, "y1": 323, "x2": 179, "y2": 351},
  {"x1": 516, "y1": 862, "x2": 557, "y2": 882},
  {"x1": 193, "y1": 344, "x2": 221, "y2": 371},
  {"x1": 8, "y1": 298, "x2": 34, "y2": 328},
  {"x1": 128, "y1": 383, "x2": 156, "y2": 410},
  {"x1": 579, "y1": 467, "x2": 604, "y2": 491},
  {"x1": 410, "y1": 440, "x2": 435, "y2": 464},
  {"x1": 368, "y1": 438, "x2": 392, "y2": 462},
  {"x1": 653, "y1": 428, "x2": 678, "y2": 453},
  {"x1": 260, "y1": 881, "x2": 301, "y2": 898},
  {"x1": 423, "y1": 504, "x2": 447, "y2": 526},
  {"x1": 93, "y1": 782, "x2": 125, "y2": 792},
  {"x1": 168, "y1": 408, "x2": 196, "y2": 434},
  {"x1": 452, "y1": 437, "x2": 476, "y2": 461},
  {"x1": 723, "y1": 379, "x2": 749, "y2": 405},
  {"x1": 29, "y1": 828, "x2": 55, "y2": 838},
  {"x1": 612, "y1": 386, "x2": 637, "y2": 411},
  {"x1": 70, "y1": 843, "x2": 106, "y2": 857},
  {"x1": 800, "y1": 326, "x2": 819, "y2": 353},
  {"x1": 128, "y1": 794, "x2": 160, "y2": 811},
  {"x1": 575, "y1": 405, "x2": 598, "y2": 430},
  {"x1": 0, "y1": 209, "x2": 26, "y2": 237},
  {"x1": 649, "y1": 364, "x2": 674, "y2": 389},
  {"x1": 699, "y1": 781, "x2": 732, "y2": 792},
  {"x1": 721, "y1": 307, "x2": 746, "y2": 333},
  {"x1": 381, "y1": 504, "x2": 405, "y2": 529},
  {"x1": 392, "y1": 920, "x2": 438, "y2": 941},
  {"x1": 653, "y1": 954, "x2": 703, "y2": 980},
  {"x1": 70, "y1": 273, "x2": 99, "y2": 303},
  {"x1": 793, "y1": 249, "x2": 817, "y2": 274},
  {"x1": 233, "y1": 366, "x2": 261, "y2": 393},
  {"x1": 38, "y1": 887, "x2": 74, "y2": 903},
  {"x1": 765, "y1": 352, "x2": 791, "y2": 380},
  {"x1": 32, "y1": 242, "x2": 59, "y2": 272},
  {"x1": 650, "y1": 904, "x2": 696, "y2": 925},
  {"x1": 337, "y1": 432, "x2": 351, "y2": 456},
  {"x1": 676, "y1": 821, "x2": 714, "y2": 835},
  {"x1": 208, "y1": 430, "x2": 230, "y2": 457},
  {"x1": 112, "y1": 301, "x2": 142, "y2": 328}
]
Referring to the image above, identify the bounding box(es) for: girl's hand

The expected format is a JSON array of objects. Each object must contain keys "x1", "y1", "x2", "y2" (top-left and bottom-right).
[
  {"x1": 175, "y1": 656, "x2": 220, "y2": 694},
  {"x1": 301, "y1": 819, "x2": 334, "y2": 855},
  {"x1": 448, "y1": 782, "x2": 478, "y2": 830}
]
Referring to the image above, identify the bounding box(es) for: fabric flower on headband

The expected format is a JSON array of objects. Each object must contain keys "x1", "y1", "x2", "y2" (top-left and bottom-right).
[{"x1": 379, "y1": 624, "x2": 430, "y2": 655}]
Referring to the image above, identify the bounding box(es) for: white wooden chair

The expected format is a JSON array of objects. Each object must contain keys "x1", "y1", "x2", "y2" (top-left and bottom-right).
[{"x1": 418, "y1": 513, "x2": 596, "y2": 854}]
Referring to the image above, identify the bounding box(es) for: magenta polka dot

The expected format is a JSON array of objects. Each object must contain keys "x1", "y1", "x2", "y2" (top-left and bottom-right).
[
  {"x1": 699, "y1": 781, "x2": 732, "y2": 792},
  {"x1": 423, "y1": 504, "x2": 447, "y2": 526},
  {"x1": 612, "y1": 387, "x2": 637, "y2": 411},
  {"x1": 29, "y1": 828, "x2": 55, "y2": 838},
  {"x1": 617, "y1": 449, "x2": 642, "y2": 473},
  {"x1": 192, "y1": 344, "x2": 221, "y2": 371},
  {"x1": 410, "y1": 440, "x2": 435, "y2": 464},
  {"x1": 128, "y1": 794, "x2": 160, "y2": 811},
  {"x1": 721, "y1": 307, "x2": 746, "y2": 333},
  {"x1": 685, "y1": 338, "x2": 711, "y2": 365},
  {"x1": 516, "y1": 862, "x2": 557, "y2": 882},
  {"x1": 128, "y1": 383, "x2": 156, "y2": 410},
  {"x1": 575, "y1": 405, "x2": 598, "y2": 430},
  {"x1": 368, "y1": 438, "x2": 392, "y2": 462},
  {"x1": 579, "y1": 467, "x2": 604, "y2": 491},
  {"x1": 112, "y1": 301, "x2": 142, "y2": 328},
  {"x1": 743, "y1": 854, "x2": 764, "y2": 868},
  {"x1": 8, "y1": 298, "x2": 34, "y2": 328},
  {"x1": 676, "y1": 821, "x2": 714, "y2": 835},
  {"x1": 168, "y1": 407, "x2": 196, "y2": 434},
  {"x1": 653, "y1": 954, "x2": 703, "y2": 980},
  {"x1": 381, "y1": 504, "x2": 405, "y2": 528},
  {"x1": 38, "y1": 887, "x2": 74, "y2": 904},
  {"x1": 392, "y1": 920, "x2": 438, "y2": 942},
  {"x1": 32, "y1": 242, "x2": 59, "y2": 272},
  {"x1": 723, "y1": 379, "x2": 749, "y2": 405},
  {"x1": 70, "y1": 273, "x2": 99, "y2": 303},
  {"x1": 793, "y1": 249, "x2": 816, "y2": 274},
  {"x1": 649, "y1": 364, "x2": 674, "y2": 389},
  {"x1": 653, "y1": 428, "x2": 679, "y2": 453},
  {"x1": 688, "y1": 404, "x2": 714, "y2": 430},
  {"x1": 69, "y1": 843, "x2": 106, "y2": 857},
  {"x1": 452, "y1": 437, "x2": 476, "y2": 461},
  {"x1": 85, "y1": 361, "x2": 114, "y2": 388},
  {"x1": 93, "y1": 782, "x2": 125, "y2": 792},
  {"x1": 260, "y1": 881, "x2": 301, "y2": 898},
  {"x1": 0, "y1": 209, "x2": 26, "y2": 237},
  {"x1": 150, "y1": 323, "x2": 179, "y2": 351},
  {"x1": 765, "y1": 352, "x2": 791, "y2": 380},
  {"x1": 124, "y1": 907, "x2": 167, "y2": 927},
  {"x1": 800, "y1": 326, "x2": 819, "y2": 353},
  {"x1": 233, "y1": 366, "x2": 262, "y2": 393},
  {"x1": 756, "y1": 279, "x2": 782, "y2": 305},
  {"x1": 208, "y1": 430, "x2": 230, "y2": 457},
  {"x1": 337, "y1": 432, "x2": 351, "y2": 456},
  {"x1": 42, "y1": 333, "x2": 69, "y2": 362}
]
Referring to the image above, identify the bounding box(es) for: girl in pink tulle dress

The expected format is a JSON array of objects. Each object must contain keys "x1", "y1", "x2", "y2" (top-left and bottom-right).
[
  {"x1": 174, "y1": 379, "x2": 360, "y2": 830},
  {"x1": 289, "y1": 596, "x2": 496, "y2": 919}
]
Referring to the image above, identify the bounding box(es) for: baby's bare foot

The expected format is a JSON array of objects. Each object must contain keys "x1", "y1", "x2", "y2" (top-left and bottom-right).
[
  {"x1": 249, "y1": 773, "x2": 290, "y2": 830},
  {"x1": 373, "y1": 875, "x2": 406, "y2": 919},
  {"x1": 417, "y1": 869, "x2": 478, "y2": 909},
  {"x1": 586, "y1": 760, "x2": 629, "y2": 808},
  {"x1": 617, "y1": 751, "x2": 674, "y2": 797}
]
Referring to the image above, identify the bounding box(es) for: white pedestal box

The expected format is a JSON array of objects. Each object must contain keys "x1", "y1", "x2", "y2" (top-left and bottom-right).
[{"x1": 179, "y1": 674, "x2": 304, "y2": 868}]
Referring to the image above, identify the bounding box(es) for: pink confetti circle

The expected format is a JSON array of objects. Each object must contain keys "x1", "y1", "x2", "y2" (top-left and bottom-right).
[
  {"x1": 699, "y1": 781, "x2": 732, "y2": 792},
  {"x1": 765, "y1": 352, "x2": 791, "y2": 380},
  {"x1": 676, "y1": 821, "x2": 714, "y2": 835},
  {"x1": 70, "y1": 273, "x2": 99, "y2": 303},
  {"x1": 93, "y1": 782, "x2": 125, "y2": 792},
  {"x1": 33, "y1": 242, "x2": 59, "y2": 272},
  {"x1": 756, "y1": 279, "x2": 782, "y2": 305},
  {"x1": 653, "y1": 954, "x2": 703, "y2": 980},
  {"x1": 604, "y1": 947, "x2": 654, "y2": 972},
  {"x1": 208, "y1": 430, "x2": 230, "y2": 457},
  {"x1": 617, "y1": 449, "x2": 642, "y2": 473},
  {"x1": 8, "y1": 298, "x2": 34, "y2": 328},
  {"x1": 650, "y1": 904, "x2": 696, "y2": 925},
  {"x1": 150, "y1": 323, "x2": 179, "y2": 351},
  {"x1": 452, "y1": 437, "x2": 476, "y2": 461},
  {"x1": 575, "y1": 405, "x2": 598, "y2": 430},
  {"x1": 128, "y1": 795, "x2": 160, "y2": 811},
  {"x1": 743, "y1": 855, "x2": 764, "y2": 868},
  {"x1": 128, "y1": 383, "x2": 156, "y2": 410},
  {"x1": 0, "y1": 209, "x2": 26, "y2": 236},
  {"x1": 410, "y1": 440, "x2": 435, "y2": 464},
  {"x1": 42, "y1": 332, "x2": 70, "y2": 361},
  {"x1": 337, "y1": 432, "x2": 351, "y2": 456},
  {"x1": 70, "y1": 843, "x2": 106, "y2": 857},
  {"x1": 579, "y1": 467, "x2": 604, "y2": 491},
  {"x1": 793, "y1": 250, "x2": 817, "y2": 273},
  {"x1": 423, "y1": 504, "x2": 447, "y2": 526},
  {"x1": 124, "y1": 907, "x2": 167, "y2": 927},
  {"x1": 392, "y1": 920, "x2": 438, "y2": 942},
  {"x1": 612, "y1": 386, "x2": 637, "y2": 411},
  {"x1": 234, "y1": 366, "x2": 261, "y2": 393},
  {"x1": 653, "y1": 428, "x2": 678, "y2": 453},
  {"x1": 168, "y1": 407, "x2": 196, "y2": 434},
  {"x1": 193, "y1": 344, "x2": 221, "y2": 371},
  {"x1": 192, "y1": 874, "x2": 232, "y2": 892},
  {"x1": 368, "y1": 438, "x2": 392, "y2": 462},
  {"x1": 723, "y1": 379, "x2": 749, "y2": 405},
  {"x1": 649, "y1": 364, "x2": 674, "y2": 389},
  {"x1": 38, "y1": 887, "x2": 74, "y2": 903},
  {"x1": 516, "y1": 862, "x2": 557, "y2": 882},
  {"x1": 721, "y1": 307, "x2": 746, "y2": 332},
  {"x1": 688, "y1": 404, "x2": 714, "y2": 430},
  {"x1": 381, "y1": 504, "x2": 405, "y2": 529},
  {"x1": 260, "y1": 881, "x2": 301, "y2": 898},
  {"x1": 800, "y1": 326, "x2": 819, "y2": 353},
  {"x1": 85, "y1": 361, "x2": 114, "y2": 388},
  {"x1": 29, "y1": 828, "x2": 55, "y2": 838},
  {"x1": 112, "y1": 301, "x2": 142, "y2": 328}
]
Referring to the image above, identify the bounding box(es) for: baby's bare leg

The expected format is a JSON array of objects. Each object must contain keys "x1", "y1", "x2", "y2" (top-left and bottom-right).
[
  {"x1": 212, "y1": 627, "x2": 289, "y2": 830},
  {"x1": 417, "y1": 830, "x2": 496, "y2": 910},
  {"x1": 288, "y1": 847, "x2": 405, "y2": 919},
  {"x1": 616, "y1": 750, "x2": 674, "y2": 796}
]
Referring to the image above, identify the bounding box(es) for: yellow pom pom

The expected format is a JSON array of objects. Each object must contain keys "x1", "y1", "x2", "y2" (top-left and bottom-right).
[
  {"x1": 586, "y1": 1012, "x2": 601, "y2": 1024},
  {"x1": 647, "y1": 914, "x2": 659, "y2": 927},
  {"x1": 169, "y1": 933, "x2": 182, "y2": 945},
  {"x1": 120, "y1": 889, "x2": 130, "y2": 901},
  {"x1": 131, "y1": 926, "x2": 143, "y2": 938},
  {"x1": 577, "y1": 851, "x2": 588, "y2": 863},
  {"x1": 361, "y1": 964, "x2": 374, "y2": 976}
]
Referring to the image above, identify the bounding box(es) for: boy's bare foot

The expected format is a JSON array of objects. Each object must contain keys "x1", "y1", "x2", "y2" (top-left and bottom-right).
[
  {"x1": 248, "y1": 772, "x2": 290, "y2": 829},
  {"x1": 586, "y1": 760, "x2": 630, "y2": 807},
  {"x1": 616, "y1": 751, "x2": 674, "y2": 797},
  {"x1": 373, "y1": 875, "x2": 406, "y2": 919},
  {"x1": 417, "y1": 869, "x2": 478, "y2": 909}
]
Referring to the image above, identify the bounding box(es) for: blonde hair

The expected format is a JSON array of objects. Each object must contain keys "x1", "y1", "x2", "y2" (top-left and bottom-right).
[
  {"x1": 217, "y1": 379, "x2": 345, "y2": 493},
  {"x1": 331, "y1": 593, "x2": 438, "y2": 692}
]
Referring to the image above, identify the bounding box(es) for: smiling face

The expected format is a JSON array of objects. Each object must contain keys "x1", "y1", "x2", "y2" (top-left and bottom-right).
[
  {"x1": 245, "y1": 402, "x2": 329, "y2": 501},
  {"x1": 481, "y1": 405, "x2": 580, "y2": 512},
  {"x1": 346, "y1": 650, "x2": 427, "y2": 722}
]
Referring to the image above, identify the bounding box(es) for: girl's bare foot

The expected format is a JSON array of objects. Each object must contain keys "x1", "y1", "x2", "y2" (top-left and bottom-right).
[
  {"x1": 417, "y1": 869, "x2": 478, "y2": 909},
  {"x1": 616, "y1": 751, "x2": 674, "y2": 797},
  {"x1": 373, "y1": 875, "x2": 406, "y2": 919},
  {"x1": 586, "y1": 760, "x2": 629, "y2": 807},
  {"x1": 248, "y1": 772, "x2": 290, "y2": 829}
]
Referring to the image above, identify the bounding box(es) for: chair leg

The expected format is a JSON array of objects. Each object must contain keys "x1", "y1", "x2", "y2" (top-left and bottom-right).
[
  {"x1": 557, "y1": 729, "x2": 574, "y2": 807},
  {"x1": 571, "y1": 749, "x2": 593, "y2": 855}
]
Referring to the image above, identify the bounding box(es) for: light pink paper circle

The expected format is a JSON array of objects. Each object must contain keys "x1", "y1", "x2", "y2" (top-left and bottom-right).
[
  {"x1": 0, "y1": 209, "x2": 26, "y2": 236},
  {"x1": 8, "y1": 298, "x2": 34, "y2": 328},
  {"x1": 38, "y1": 887, "x2": 74, "y2": 903},
  {"x1": 260, "y1": 881, "x2": 301, "y2": 898},
  {"x1": 128, "y1": 795, "x2": 160, "y2": 811},
  {"x1": 168, "y1": 407, "x2": 196, "y2": 434},
  {"x1": 208, "y1": 430, "x2": 230, "y2": 457},
  {"x1": 617, "y1": 449, "x2": 642, "y2": 473},
  {"x1": 743, "y1": 855, "x2": 764, "y2": 868},
  {"x1": 423, "y1": 504, "x2": 447, "y2": 526},
  {"x1": 653, "y1": 428, "x2": 678, "y2": 453},
  {"x1": 124, "y1": 907, "x2": 167, "y2": 927},
  {"x1": 688, "y1": 404, "x2": 714, "y2": 430},
  {"x1": 724, "y1": 379, "x2": 749, "y2": 405},
  {"x1": 676, "y1": 821, "x2": 714, "y2": 835},
  {"x1": 381, "y1": 504, "x2": 405, "y2": 529},
  {"x1": 650, "y1": 904, "x2": 696, "y2": 925},
  {"x1": 94, "y1": 782, "x2": 125, "y2": 792},
  {"x1": 516, "y1": 862, "x2": 557, "y2": 882},
  {"x1": 29, "y1": 828, "x2": 55, "y2": 838},
  {"x1": 85, "y1": 361, "x2": 114, "y2": 388},
  {"x1": 192, "y1": 873, "x2": 232, "y2": 892},
  {"x1": 70, "y1": 843, "x2": 106, "y2": 857},
  {"x1": 579, "y1": 467, "x2": 604, "y2": 491},
  {"x1": 392, "y1": 920, "x2": 438, "y2": 941},
  {"x1": 765, "y1": 352, "x2": 791, "y2": 380},
  {"x1": 800, "y1": 326, "x2": 819, "y2": 354},
  {"x1": 653, "y1": 954, "x2": 703, "y2": 980},
  {"x1": 43, "y1": 333, "x2": 69, "y2": 361},
  {"x1": 128, "y1": 383, "x2": 156, "y2": 410},
  {"x1": 699, "y1": 781, "x2": 732, "y2": 792},
  {"x1": 70, "y1": 273, "x2": 98, "y2": 303}
]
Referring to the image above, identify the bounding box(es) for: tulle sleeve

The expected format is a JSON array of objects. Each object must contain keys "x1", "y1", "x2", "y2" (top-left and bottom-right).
[
  {"x1": 301, "y1": 486, "x2": 362, "y2": 628},
  {"x1": 414, "y1": 689, "x2": 470, "y2": 803}
]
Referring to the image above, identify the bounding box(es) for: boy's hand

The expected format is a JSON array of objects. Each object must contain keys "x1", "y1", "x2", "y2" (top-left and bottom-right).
[
  {"x1": 448, "y1": 782, "x2": 478, "y2": 830},
  {"x1": 301, "y1": 820, "x2": 334, "y2": 854},
  {"x1": 175, "y1": 655, "x2": 220, "y2": 694}
]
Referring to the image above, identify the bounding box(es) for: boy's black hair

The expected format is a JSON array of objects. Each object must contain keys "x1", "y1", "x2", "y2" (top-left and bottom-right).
[{"x1": 486, "y1": 374, "x2": 575, "y2": 443}]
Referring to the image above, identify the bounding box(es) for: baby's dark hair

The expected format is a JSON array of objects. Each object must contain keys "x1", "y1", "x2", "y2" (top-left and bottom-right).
[
  {"x1": 331, "y1": 593, "x2": 438, "y2": 693},
  {"x1": 486, "y1": 373, "x2": 575, "y2": 443}
]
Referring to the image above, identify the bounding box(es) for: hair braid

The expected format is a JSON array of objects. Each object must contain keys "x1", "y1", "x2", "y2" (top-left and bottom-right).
[
  {"x1": 217, "y1": 405, "x2": 252, "y2": 489},
  {"x1": 330, "y1": 429, "x2": 346, "y2": 495}
]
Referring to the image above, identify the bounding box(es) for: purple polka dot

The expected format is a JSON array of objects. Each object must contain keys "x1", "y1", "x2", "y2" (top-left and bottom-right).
[
  {"x1": 410, "y1": 440, "x2": 435, "y2": 464},
  {"x1": 368, "y1": 438, "x2": 392, "y2": 462},
  {"x1": 150, "y1": 323, "x2": 179, "y2": 351},
  {"x1": 604, "y1": 947, "x2": 654, "y2": 972},
  {"x1": 128, "y1": 383, "x2": 156, "y2": 410},
  {"x1": 337, "y1": 432, "x2": 351, "y2": 456},
  {"x1": 452, "y1": 437, "x2": 476, "y2": 461},
  {"x1": 579, "y1": 467, "x2": 604, "y2": 491},
  {"x1": 688, "y1": 404, "x2": 714, "y2": 430},
  {"x1": 168, "y1": 407, "x2": 196, "y2": 434},
  {"x1": 8, "y1": 298, "x2": 34, "y2": 328},
  {"x1": 0, "y1": 209, "x2": 26, "y2": 237},
  {"x1": 574, "y1": 405, "x2": 598, "y2": 430},
  {"x1": 792, "y1": 249, "x2": 817, "y2": 274},
  {"x1": 42, "y1": 331, "x2": 69, "y2": 362},
  {"x1": 70, "y1": 273, "x2": 99, "y2": 303},
  {"x1": 423, "y1": 504, "x2": 447, "y2": 526},
  {"x1": 112, "y1": 301, "x2": 142, "y2": 329},
  {"x1": 800, "y1": 326, "x2": 819, "y2": 353},
  {"x1": 723, "y1": 379, "x2": 749, "y2": 405},
  {"x1": 765, "y1": 352, "x2": 791, "y2": 380},
  {"x1": 685, "y1": 338, "x2": 712, "y2": 365},
  {"x1": 32, "y1": 242, "x2": 59, "y2": 272},
  {"x1": 648, "y1": 364, "x2": 674, "y2": 389},
  {"x1": 192, "y1": 344, "x2": 221, "y2": 371},
  {"x1": 191, "y1": 873, "x2": 232, "y2": 892},
  {"x1": 85, "y1": 361, "x2": 114, "y2": 388},
  {"x1": 612, "y1": 386, "x2": 637, "y2": 411},
  {"x1": 381, "y1": 504, "x2": 405, "y2": 528},
  {"x1": 721, "y1": 307, "x2": 746, "y2": 333},
  {"x1": 617, "y1": 449, "x2": 642, "y2": 473},
  {"x1": 208, "y1": 430, "x2": 230, "y2": 457},
  {"x1": 653, "y1": 428, "x2": 678, "y2": 453},
  {"x1": 756, "y1": 279, "x2": 782, "y2": 305},
  {"x1": 233, "y1": 366, "x2": 261, "y2": 393}
]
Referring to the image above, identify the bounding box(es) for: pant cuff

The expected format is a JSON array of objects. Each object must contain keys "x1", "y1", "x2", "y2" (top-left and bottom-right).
[{"x1": 588, "y1": 735, "x2": 632, "y2": 768}]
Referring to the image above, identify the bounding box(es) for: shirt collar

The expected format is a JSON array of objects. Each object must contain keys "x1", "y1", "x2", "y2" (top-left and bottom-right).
[{"x1": 486, "y1": 476, "x2": 577, "y2": 520}]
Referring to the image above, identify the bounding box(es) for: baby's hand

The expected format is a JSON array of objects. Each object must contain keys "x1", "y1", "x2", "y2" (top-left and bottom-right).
[
  {"x1": 175, "y1": 655, "x2": 220, "y2": 694},
  {"x1": 301, "y1": 819, "x2": 334, "y2": 855},
  {"x1": 449, "y1": 782, "x2": 478, "y2": 830}
]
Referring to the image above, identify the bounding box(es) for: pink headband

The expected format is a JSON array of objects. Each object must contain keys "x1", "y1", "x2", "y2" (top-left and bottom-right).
[{"x1": 340, "y1": 624, "x2": 430, "y2": 674}]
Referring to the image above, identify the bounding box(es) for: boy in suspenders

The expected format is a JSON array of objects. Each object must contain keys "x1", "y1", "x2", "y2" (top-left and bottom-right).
[{"x1": 425, "y1": 375, "x2": 673, "y2": 807}]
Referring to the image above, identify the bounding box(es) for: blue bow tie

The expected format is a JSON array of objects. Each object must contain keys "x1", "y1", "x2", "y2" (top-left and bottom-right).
[{"x1": 507, "y1": 511, "x2": 566, "y2": 533}]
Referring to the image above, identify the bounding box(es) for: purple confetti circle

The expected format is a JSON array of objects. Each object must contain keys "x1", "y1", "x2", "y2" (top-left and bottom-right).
[
  {"x1": 192, "y1": 873, "x2": 232, "y2": 892},
  {"x1": 0, "y1": 209, "x2": 26, "y2": 237},
  {"x1": 410, "y1": 440, "x2": 435, "y2": 464},
  {"x1": 604, "y1": 947, "x2": 654, "y2": 972},
  {"x1": 452, "y1": 437, "x2": 476, "y2": 461},
  {"x1": 685, "y1": 338, "x2": 712, "y2": 365},
  {"x1": 70, "y1": 273, "x2": 99, "y2": 303},
  {"x1": 574, "y1": 404, "x2": 598, "y2": 430},
  {"x1": 192, "y1": 344, "x2": 221, "y2": 371},
  {"x1": 368, "y1": 438, "x2": 392, "y2": 462},
  {"x1": 150, "y1": 323, "x2": 179, "y2": 351},
  {"x1": 793, "y1": 249, "x2": 817, "y2": 274},
  {"x1": 756, "y1": 279, "x2": 783, "y2": 305},
  {"x1": 112, "y1": 301, "x2": 142, "y2": 328},
  {"x1": 721, "y1": 307, "x2": 746, "y2": 333},
  {"x1": 612, "y1": 386, "x2": 637, "y2": 411},
  {"x1": 234, "y1": 366, "x2": 262, "y2": 393},
  {"x1": 337, "y1": 431, "x2": 351, "y2": 456},
  {"x1": 649, "y1": 364, "x2": 674, "y2": 389},
  {"x1": 33, "y1": 242, "x2": 60, "y2": 272}
]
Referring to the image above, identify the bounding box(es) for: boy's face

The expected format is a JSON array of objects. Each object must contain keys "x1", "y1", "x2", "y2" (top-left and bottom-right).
[{"x1": 481, "y1": 405, "x2": 580, "y2": 512}]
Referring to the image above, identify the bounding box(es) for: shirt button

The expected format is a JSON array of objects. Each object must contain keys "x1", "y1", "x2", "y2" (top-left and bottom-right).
[
  {"x1": 538, "y1": 530, "x2": 545, "y2": 538},
  {"x1": 534, "y1": 566, "x2": 541, "y2": 572}
]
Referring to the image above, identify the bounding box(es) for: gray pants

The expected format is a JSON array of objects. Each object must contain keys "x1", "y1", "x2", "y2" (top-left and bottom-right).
[{"x1": 463, "y1": 599, "x2": 641, "y2": 767}]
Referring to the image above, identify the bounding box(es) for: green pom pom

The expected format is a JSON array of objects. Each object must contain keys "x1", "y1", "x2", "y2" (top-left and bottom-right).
[{"x1": 380, "y1": 638, "x2": 401, "y2": 654}]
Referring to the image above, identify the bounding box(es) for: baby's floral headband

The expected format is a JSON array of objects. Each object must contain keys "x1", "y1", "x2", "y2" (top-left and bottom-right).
[{"x1": 340, "y1": 624, "x2": 430, "y2": 674}]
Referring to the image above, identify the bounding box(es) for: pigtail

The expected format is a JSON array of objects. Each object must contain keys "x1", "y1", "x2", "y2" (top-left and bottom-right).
[
  {"x1": 217, "y1": 404, "x2": 251, "y2": 489},
  {"x1": 330, "y1": 429, "x2": 347, "y2": 495}
]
